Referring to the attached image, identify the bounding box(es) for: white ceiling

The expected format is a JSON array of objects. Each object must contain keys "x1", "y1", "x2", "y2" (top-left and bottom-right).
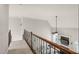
[{"x1": 9, "y1": 4, "x2": 78, "y2": 28}]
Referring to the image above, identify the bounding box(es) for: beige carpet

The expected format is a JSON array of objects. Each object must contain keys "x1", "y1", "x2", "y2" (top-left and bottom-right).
[{"x1": 8, "y1": 40, "x2": 33, "y2": 54}]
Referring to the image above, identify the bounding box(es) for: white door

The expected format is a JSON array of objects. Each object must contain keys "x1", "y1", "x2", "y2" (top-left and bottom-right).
[{"x1": 9, "y1": 17, "x2": 23, "y2": 41}]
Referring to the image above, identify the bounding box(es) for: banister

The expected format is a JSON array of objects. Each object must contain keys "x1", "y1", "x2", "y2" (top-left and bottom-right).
[{"x1": 32, "y1": 32, "x2": 77, "y2": 54}]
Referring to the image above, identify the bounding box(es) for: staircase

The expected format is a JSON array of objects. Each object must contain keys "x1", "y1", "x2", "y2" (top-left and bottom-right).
[{"x1": 8, "y1": 30, "x2": 77, "y2": 54}]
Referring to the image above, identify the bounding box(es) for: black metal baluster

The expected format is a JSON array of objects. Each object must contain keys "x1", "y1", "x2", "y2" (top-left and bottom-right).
[
  {"x1": 50, "y1": 45, "x2": 51, "y2": 54},
  {"x1": 37, "y1": 38, "x2": 38, "y2": 53},
  {"x1": 32, "y1": 35, "x2": 34, "y2": 53},
  {"x1": 39, "y1": 38, "x2": 41, "y2": 54},
  {"x1": 41, "y1": 40, "x2": 42, "y2": 54},
  {"x1": 46, "y1": 42, "x2": 47, "y2": 54},
  {"x1": 37, "y1": 37, "x2": 40, "y2": 54},
  {"x1": 31, "y1": 32, "x2": 32, "y2": 49},
  {"x1": 35, "y1": 37, "x2": 36, "y2": 53},
  {"x1": 38, "y1": 38, "x2": 40, "y2": 54},
  {"x1": 54, "y1": 46, "x2": 56, "y2": 54},
  {"x1": 35, "y1": 37, "x2": 37, "y2": 53},
  {"x1": 43, "y1": 40, "x2": 44, "y2": 54},
  {"x1": 40, "y1": 39, "x2": 41, "y2": 54},
  {"x1": 34, "y1": 36, "x2": 36, "y2": 52}
]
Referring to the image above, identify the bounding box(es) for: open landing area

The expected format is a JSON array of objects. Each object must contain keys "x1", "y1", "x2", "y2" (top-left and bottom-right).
[{"x1": 8, "y1": 40, "x2": 33, "y2": 54}]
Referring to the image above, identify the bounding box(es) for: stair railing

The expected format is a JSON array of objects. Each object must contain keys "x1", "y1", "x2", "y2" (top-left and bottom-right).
[{"x1": 23, "y1": 29, "x2": 77, "y2": 54}]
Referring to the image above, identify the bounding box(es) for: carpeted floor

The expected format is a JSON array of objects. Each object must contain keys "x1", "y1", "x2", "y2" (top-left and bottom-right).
[{"x1": 8, "y1": 40, "x2": 33, "y2": 54}]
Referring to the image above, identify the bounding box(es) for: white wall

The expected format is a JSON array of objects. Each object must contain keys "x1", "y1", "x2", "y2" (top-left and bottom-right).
[
  {"x1": 9, "y1": 4, "x2": 78, "y2": 28},
  {"x1": 23, "y1": 17, "x2": 52, "y2": 40},
  {"x1": 78, "y1": 5, "x2": 79, "y2": 53},
  {"x1": 0, "y1": 5, "x2": 8, "y2": 53}
]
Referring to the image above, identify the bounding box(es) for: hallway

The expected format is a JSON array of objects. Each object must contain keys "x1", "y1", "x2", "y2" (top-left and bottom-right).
[{"x1": 8, "y1": 40, "x2": 33, "y2": 54}]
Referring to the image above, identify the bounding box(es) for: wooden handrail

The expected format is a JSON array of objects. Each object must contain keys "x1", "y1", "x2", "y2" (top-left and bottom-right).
[{"x1": 32, "y1": 32, "x2": 77, "y2": 54}]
